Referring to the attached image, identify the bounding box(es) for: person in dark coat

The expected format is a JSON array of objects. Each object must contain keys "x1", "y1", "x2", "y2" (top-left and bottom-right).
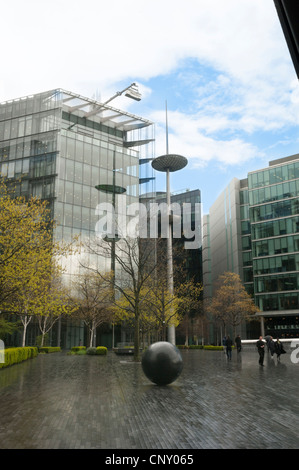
[
  {"x1": 268, "y1": 336, "x2": 276, "y2": 359},
  {"x1": 235, "y1": 334, "x2": 242, "y2": 353},
  {"x1": 222, "y1": 336, "x2": 227, "y2": 354},
  {"x1": 226, "y1": 335, "x2": 233, "y2": 360},
  {"x1": 264, "y1": 335, "x2": 271, "y2": 352},
  {"x1": 256, "y1": 336, "x2": 265, "y2": 366},
  {"x1": 275, "y1": 338, "x2": 286, "y2": 361}
]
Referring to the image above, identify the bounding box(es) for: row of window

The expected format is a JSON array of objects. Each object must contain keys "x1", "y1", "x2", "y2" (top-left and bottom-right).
[
  {"x1": 250, "y1": 198, "x2": 299, "y2": 222},
  {"x1": 0, "y1": 91, "x2": 60, "y2": 122},
  {"x1": 248, "y1": 161, "x2": 299, "y2": 189},
  {"x1": 56, "y1": 178, "x2": 139, "y2": 209},
  {"x1": 253, "y1": 253, "x2": 299, "y2": 275},
  {"x1": 252, "y1": 234, "x2": 299, "y2": 258},
  {"x1": 0, "y1": 110, "x2": 60, "y2": 141},
  {"x1": 59, "y1": 156, "x2": 138, "y2": 186},
  {"x1": 255, "y1": 292, "x2": 299, "y2": 311},
  {"x1": 0, "y1": 154, "x2": 56, "y2": 180},
  {"x1": 62, "y1": 111, "x2": 124, "y2": 140},
  {"x1": 251, "y1": 216, "x2": 299, "y2": 239},
  {"x1": 254, "y1": 273, "x2": 299, "y2": 293},
  {"x1": 249, "y1": 179, "x2": 299, "y2": 206},
  {"x1": 60, "y1": 135, "x2": 138, "y2": 171},
  {"x1": 54, "y1": 191, "x2": 140, "y2": 230},
  {"x1": 0, "y1": 131, "x2": 58, "y2": 161}
]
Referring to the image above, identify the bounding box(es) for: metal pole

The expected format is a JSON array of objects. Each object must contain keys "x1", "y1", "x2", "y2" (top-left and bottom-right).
[{"x1": 166, "y1": 165, "x2": 175, "y2": 345}]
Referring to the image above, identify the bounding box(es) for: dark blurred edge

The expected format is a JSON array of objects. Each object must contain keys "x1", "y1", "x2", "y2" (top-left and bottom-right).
[{"x1": 274, "y1": 0, "x2": 299, "y2": 79}]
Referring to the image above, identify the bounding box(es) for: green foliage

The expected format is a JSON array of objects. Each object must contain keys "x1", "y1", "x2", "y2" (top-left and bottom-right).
[
  {"x1": 177, "y1": 344, "x2": 225, "y2": 350},
  {"x1": 69, "y1": 346, "x2": 107, "y2": 355},
  {"x1": 96, "y1": 346, "x2": 107, "y2": 355},
  {"x1": 0, "y1": 347, "x2": 38, "y2": 369},
  {"x1": 0, "y1": 318, "x2": 20, "y2": 340},
  {"x1": 36, "y1": 334, "x2": 49, "y2": 347},
  {"x1": 86, "y1": 347, "x2": 97, "y2": 355},
  {"x1": 38, "y1": 347, "x2": 61, "y2": 353},
  {"x1": 71, "y1": 346, "x2": 86, "y2": 352}
]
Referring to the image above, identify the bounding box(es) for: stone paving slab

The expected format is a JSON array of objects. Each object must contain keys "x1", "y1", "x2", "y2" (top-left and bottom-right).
[{"x1": 0, "y1": 348, "x2": 299, "y2": 450}]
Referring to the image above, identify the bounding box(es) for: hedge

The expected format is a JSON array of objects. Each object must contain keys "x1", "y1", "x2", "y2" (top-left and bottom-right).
[
  {"x1": 96, "y1": 346, "x2": 107, "y2": 355},
  {"x1": 0, "y1": 347, "x2": 38, "y2": 369},
  {"x1": 38, "y1": 347, "x2": 61, "y2": 354},
  {"x1": 71, "y1": 346, "x2": 86, "y2": 352},
  {"x1": 69, "y1": 346, "x2": 108, "y2": 355},
  {"x1": 86, "y1": 347, "x2": 108, "y2": 355},
  {"x1": 177, "y1": 345, "x2": 225, "y2": 351}
]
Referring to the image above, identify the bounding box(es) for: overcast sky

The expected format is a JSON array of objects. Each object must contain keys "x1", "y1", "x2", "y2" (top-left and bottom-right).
[{"x1": 1, "y1": 0, "x2": 299, "y2": 213}]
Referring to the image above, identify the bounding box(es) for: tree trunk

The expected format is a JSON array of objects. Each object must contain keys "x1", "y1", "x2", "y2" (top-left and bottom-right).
[
  {"x1": 89, "y1": 327, "x2": 94, "y2": 348},
  {"x1": 21, "y1": 315, "x2": 32, "y2": 347},
  {"x1": 22, "y1": 325, "x2": 27, "y2": 347},
  {"x1": 134, "y1": 312, "x2": 140, "y2": 361}
]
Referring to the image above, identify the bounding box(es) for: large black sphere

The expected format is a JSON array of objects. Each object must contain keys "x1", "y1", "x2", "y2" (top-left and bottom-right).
[{"x1": 142, "y1": 342, "x2": 183, "y2": 385}]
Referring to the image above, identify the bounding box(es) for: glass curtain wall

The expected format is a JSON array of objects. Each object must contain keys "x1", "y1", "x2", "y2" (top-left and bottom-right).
[
  {"x1": 0, "y1": 89, "x2": 155, "y2": 347},
  {"x1": 249, "y1": 159, "x2": 299, "y2": 318},
  {"x1": 0, "y1": 90, "x2": 61, "y2": 216}
]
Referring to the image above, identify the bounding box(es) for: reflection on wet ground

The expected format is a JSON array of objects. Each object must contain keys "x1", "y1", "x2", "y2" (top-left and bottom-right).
[{"x1": 0, "y1": 348, "x2": 298, "y2": 449}]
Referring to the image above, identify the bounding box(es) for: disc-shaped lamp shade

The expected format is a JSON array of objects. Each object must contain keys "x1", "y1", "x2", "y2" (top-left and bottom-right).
[
  {"x1": 151, "y1": 154, "x2": 188, "y2": 173},
  {"x1": 95, "y1": 184, "x2": 126, "y2": 194}
]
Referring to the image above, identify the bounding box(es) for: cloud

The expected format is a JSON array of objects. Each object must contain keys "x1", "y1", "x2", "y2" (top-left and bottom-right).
[
  {"x1": 1, "y1": 0, "x2": 298, "y2": 176},
  {"x1": 0, "y1": 0, "x2": 294, "y2": 99},
  {"x1": 151, "y1": 109, "x2": 262, "y2": 168}
]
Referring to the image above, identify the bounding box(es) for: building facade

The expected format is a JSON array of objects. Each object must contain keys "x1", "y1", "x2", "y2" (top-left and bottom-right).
[
  {"x1": 203, "y1": 153, "x2": 299, "y2": 340},
  {"x1": 0, "y1": 89, "x2": 155, "y2": 348}
]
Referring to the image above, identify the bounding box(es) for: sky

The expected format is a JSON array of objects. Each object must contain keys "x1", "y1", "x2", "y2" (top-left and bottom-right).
[{"x1": 1, "y1": 0, "x2": 299, "y2": 215}]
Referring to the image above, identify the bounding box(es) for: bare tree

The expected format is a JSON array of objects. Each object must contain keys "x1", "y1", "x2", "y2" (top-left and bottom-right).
[
  {"x1": 70, "y1": 270, "x2": 114, "y2": 348},
  {"x1": 84, "y1": 236, "x2": 158, "y2": 360}
]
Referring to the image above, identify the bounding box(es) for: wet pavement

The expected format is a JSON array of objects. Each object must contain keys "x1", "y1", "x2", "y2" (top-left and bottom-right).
[{"x1": 0, "y1": 347, "x2": 299, "y2": 450}]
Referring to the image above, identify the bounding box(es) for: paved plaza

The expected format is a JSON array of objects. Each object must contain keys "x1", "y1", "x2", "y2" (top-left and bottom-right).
[{"x1": 0, "y1": 346, "x2": 299, "y2": 450}]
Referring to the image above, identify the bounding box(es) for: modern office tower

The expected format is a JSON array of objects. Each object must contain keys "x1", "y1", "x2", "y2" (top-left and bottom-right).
[
  {"x1": 249, "y1": 154, "x2": 299, "y2": 338},
  {"x1": 207, "y1": 178, "x2": 243, "y2": 280},
  {"x1": 0, "y1": 89, "x2": 155, "y2": 347},
  {"x1": 148, "y1": 188, "x2": 202, "y2": 345},
  {"x1": 203, "y1": 153, "x2": 299, "y2": 340},
  {"x1": 153, "y1": 189, "x2": 202, "y2": 283}
]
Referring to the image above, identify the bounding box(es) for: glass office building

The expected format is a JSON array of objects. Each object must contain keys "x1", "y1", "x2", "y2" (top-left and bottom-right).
[
  {"x1": 0, "y1": 89, "x2": 155, "y2": 347},
  {"x1": 249, "y1": 155, "x2": 299, "y2": 337},
  {"x1": 203, "y1": 154, "x2": 299, "y2": 339}
]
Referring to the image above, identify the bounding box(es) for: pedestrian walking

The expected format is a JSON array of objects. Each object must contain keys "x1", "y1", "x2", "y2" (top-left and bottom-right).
[
  {"x1": 226, "y1": 335, "x2": 233, "y2": 360},
  {"x1": 264, "y1": 335, "x2": 271, "y2": 352},
  {"x1": 268, "y1": 336, "x2": 275, "y2": 359},
  {"x1": 275, "y1": 338, "x2": 286, "y2": 362},
  {"x1": 235, "y1": 334, "x2": 242, "y2": 353},
  {"x1": 256, "y1": 336, "x2": 265, "y2": 366},
  {"x1": 222, "y1": 336, "x2": 227, "y2": 354}
]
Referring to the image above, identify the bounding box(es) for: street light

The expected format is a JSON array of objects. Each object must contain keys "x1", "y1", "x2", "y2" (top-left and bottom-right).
[
  {"x1": 95, "y1": 83, "x2": 142, "y2": 348},
  {"x1": 151, "y1": 102, "x2": 188, "y2": 345}
]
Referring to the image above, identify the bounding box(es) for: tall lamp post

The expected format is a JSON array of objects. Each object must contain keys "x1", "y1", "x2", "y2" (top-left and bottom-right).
[
  {"x1": 151, "y1": 103, "x2": 188, "y2": 345},
  {"x1": 95, "y1": 83, "x2": 142, "y2": 348}
]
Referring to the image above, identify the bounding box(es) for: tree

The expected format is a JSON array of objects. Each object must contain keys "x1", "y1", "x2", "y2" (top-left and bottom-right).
[
  {"x1": 0, "y1": 316, "x2": 20, "y2": 340},
  {"x1": 85, "y1": 236, "x2": 158, "y2": 361},
  {"x1": 0, "y1": 177, "x2": 78, "y2": 345},
  {"x1": 176, "y1": 279, "x2": 203, "y2": 345},
  {"x1": 143, "y1": 276, "x2": 181, "y2": 341},
  {"x1": 207, "y1": 272, "x2": 258, "y2": 339},
  {"x1": 70, "y1": 271, "x2": 114, "y2": 348},
  {"x1": 36, "y1": 269, "x2": 76, "y2": 347}
]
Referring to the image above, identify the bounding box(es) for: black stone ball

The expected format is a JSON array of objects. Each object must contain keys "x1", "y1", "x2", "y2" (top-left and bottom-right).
[{"x1": 141, "y1": 341, "x2": 183, "y2": 385}]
